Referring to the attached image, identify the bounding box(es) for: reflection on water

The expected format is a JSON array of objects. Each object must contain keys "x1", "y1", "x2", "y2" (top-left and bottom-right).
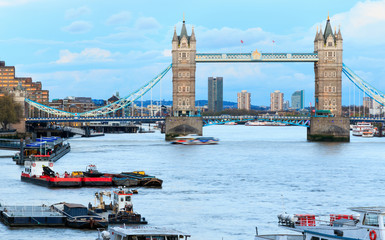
[{"x1": 1, "y1": 125, "x2": 384, "y2": 240}]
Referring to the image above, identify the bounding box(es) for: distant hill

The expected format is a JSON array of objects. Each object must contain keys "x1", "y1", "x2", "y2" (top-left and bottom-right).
[{"x1": 133, "y1": 99, "x2": 268, "y2": 110}]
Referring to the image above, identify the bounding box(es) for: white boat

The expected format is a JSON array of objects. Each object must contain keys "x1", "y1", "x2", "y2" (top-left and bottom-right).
[
  {"x1": 96, "y1": 226, "x2": 191, "y2": 240},
  {"x1": 171, "y1": 134, "x2": 219, "y2": 145},
  {"x1": 245, "y1": 121, "x2": 267, "y2": 126},
  {"x1": 255, "y1": 207, "x2": 385, "y2": 240},
  {"x1": 352, "y1": 122, "x2": 373, "y2": 136},
  {"x1": 362, "y1": 130, "x2": 374, "y2": 138}
]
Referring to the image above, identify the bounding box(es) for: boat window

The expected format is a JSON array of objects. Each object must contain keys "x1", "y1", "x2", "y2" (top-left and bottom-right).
[
  {"x1": 126, "y1": 196, "x2": 131, "y2": 201},
  {"x1": 121, "y1": 197, "x2": 124, "y2": 202},
  {"x1": 310, "y1": 237, "x2": 319, "y2": 240},
  {"x1": 364, "y1": 213, "x2": 379, "y2": 226}
]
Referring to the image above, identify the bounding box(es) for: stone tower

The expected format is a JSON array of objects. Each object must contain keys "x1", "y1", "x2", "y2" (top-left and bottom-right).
[
  {"x1": 314, "y1": 15, "x2": 343, "y2": 116},
  {"x1": 171, "y1": 17, "x2": 196, "y2": 116},
  {"x1": 9, "y1": 80, "x2": 27, "y2": 133}
]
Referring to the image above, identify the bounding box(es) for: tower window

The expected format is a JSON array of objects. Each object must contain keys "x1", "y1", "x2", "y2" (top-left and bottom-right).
[{"x1": 328, "y1": 42, "x2": 332, "y2": 46}]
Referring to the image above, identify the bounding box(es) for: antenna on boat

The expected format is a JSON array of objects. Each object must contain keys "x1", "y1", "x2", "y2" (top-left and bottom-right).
[{"x1": 280, "y1": 194, "x2": 286, "y2": 213}]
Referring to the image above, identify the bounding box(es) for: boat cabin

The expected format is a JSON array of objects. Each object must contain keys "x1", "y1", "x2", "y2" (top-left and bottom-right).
[
  {"x1": 97, "y1": 226, "x2": 191, "y2": 240},
  {"x1": 113, "y1": 188, "x2": 133, "y2": 213},
  {"x1": 257, "y1": 207, "x2": 385, "y2": 240},
  {"x1": 23, "y1": 155, "x2": 53, "y2": 177}
]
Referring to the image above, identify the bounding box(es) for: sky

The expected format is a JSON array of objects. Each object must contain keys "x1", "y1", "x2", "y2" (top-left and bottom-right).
[{"x1": 1, "y1": 0, "x2": 385, "y2": 106}]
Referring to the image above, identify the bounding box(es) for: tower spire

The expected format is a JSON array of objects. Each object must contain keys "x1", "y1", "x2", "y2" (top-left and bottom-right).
[
  {"x1": 327, "y1": 12, "x2": 330, "y2": 21},
  {"x1": 183, "y1": 12, "x2": 185, "y2": 23}
]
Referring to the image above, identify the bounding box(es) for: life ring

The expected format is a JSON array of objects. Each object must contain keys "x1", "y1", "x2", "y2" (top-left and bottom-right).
[
  {"x1": 49, "y1": 163, "x2": 53, "y2": 167},
  {"x1": 32, "y1": 163, "x2": 36, "y2": 167},
  {"x1": 370, "y1": 230, "x2": 377, "y2": 240}
]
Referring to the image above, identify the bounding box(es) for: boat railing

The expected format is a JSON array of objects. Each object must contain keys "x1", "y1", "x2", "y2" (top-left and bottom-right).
[{"x1": 278, "y1": 214, "x2": 359, "y2": 228}]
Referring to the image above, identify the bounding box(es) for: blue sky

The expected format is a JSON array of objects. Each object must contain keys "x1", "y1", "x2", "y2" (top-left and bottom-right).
[{"x1": 1, "y1": 0, "x2": 385, "y2": 106}]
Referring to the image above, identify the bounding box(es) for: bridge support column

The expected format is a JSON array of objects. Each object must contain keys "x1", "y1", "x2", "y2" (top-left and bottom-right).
[
  {"x1": 165, "y1": 116, "x2": 202, "y2": 141},
  {"x1": 307, "y1": 117, "x2": 350, "y2": 142}
]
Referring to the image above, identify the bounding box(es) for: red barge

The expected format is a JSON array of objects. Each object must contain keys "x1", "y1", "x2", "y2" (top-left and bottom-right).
[{"x1": 21, "y1": 156, "x2": 112, "y2": 188}]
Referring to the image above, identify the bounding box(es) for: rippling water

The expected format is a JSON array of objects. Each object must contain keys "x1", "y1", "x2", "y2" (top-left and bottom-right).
[{"x1": 1, "y1": 125, "x2": 385, "y2": 240}]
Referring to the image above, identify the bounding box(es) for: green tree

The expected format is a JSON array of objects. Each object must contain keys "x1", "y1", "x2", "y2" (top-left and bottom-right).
[{"x1": 0, "y1": 94, "x2": 23, "y2": 130}]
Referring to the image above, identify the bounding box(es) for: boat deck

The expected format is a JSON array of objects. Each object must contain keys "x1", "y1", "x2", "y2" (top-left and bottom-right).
[{"x1": 0, "y1": 205, "x2": 65, "y2": 227}]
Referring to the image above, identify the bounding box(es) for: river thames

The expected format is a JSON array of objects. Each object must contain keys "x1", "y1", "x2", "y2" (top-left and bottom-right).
[{"x1": 1, "y1": 125, "x2": 385, "y2": 240}]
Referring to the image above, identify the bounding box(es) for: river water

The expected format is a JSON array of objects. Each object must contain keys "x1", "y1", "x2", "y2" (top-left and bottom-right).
[{"x1": 1, "y1": 125, "x2": 385, "y2": 240}]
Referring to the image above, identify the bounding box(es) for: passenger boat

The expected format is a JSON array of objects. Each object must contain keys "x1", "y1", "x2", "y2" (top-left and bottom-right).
[
  {"x1": 352, "y1": 122, "x2": 373, "y2": 136},
  {"x1": 52, "y1": 203, "x2": 108, "y2": 229},
  {"x1": 362, "y1": 130, "x2": 374, "y2": 138},
  {"x1": 171, "y1": 134, "x2": 219, "y2": 145},
  {"x1": 91, "y1": 188, "x2": 147, "y2": 224},
  {"x1": 13, "y1": 137, "x2": 70, "y2": 165},
  {"x1": 255, "y1": 207, "x2": 385, "y2": 240},
  {"x1": 96, "y1": 226, "x2": 191, "y2": 240}
]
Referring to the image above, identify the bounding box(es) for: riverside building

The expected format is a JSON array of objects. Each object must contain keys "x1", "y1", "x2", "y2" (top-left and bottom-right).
[
  {"x1": 270, "y1": 90, "x2": 284, "y2": 111},
  {"x1": 237, "y1": 90, "x2": 251, "y2": 110},
  {"x1": 291, "y1": 90, "x2": 304, "y2": 110},
  {"x1": 0, "y1": 61, "x2": 49, "y2": 103},
  {"x1": 208, "y1": 77, "x2": 223, "y2": 112}
]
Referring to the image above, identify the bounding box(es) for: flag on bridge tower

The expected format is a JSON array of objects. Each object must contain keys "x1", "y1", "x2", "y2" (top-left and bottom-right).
[
  {"x1": 272, "y1": 40, "x2": 275, "y2": 44},
  {"x1": 241, "y1": 40, "x2": 244, "y2": 44}
]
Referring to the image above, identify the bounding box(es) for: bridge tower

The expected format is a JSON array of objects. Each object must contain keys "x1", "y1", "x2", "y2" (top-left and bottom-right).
[
  {"x1": 165, "y1": 17, "x2": 202, "y2": 140},
  {"x1": 171, "y1": 17, "x2": 196, "y2": 116},
  {"x1": 308, "y1": 16, "x2": 350, "y2": 142},
  {"x1": 314, "y1": 15, "x2": 343, "y2": 116}
]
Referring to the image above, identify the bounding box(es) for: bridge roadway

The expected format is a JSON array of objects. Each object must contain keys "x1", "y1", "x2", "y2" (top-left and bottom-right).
[{"x1": 26, "y1": 116, "x2": 385, "y2": 126}]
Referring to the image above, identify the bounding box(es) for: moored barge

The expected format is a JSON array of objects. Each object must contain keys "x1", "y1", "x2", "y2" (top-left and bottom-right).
[{"x1": 0, "y1": 204, "x2": 66, "y2": 227}]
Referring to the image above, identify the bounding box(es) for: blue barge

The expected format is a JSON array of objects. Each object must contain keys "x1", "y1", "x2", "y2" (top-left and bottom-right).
[{"x1": 0, "y1": 205, "x2": 66, "y2": 227}]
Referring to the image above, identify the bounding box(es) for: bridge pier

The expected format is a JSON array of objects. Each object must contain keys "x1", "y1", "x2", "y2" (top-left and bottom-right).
[
  {"x1": 165, "y1": 116, "x2": 202, "y2": 141},
  {"x1": 307, "y1": 117, "x2": 350, "y2": 142}
]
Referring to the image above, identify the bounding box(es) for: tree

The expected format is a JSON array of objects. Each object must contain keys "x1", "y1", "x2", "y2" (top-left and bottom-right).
[{"x1": 0, "y1": 94, "x2": 23, "y2": 130}]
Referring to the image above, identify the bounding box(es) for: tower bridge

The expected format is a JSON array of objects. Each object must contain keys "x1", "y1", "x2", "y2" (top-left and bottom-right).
[{"x1": 17, "y1": 16, "x2": 385, "y2": 142}]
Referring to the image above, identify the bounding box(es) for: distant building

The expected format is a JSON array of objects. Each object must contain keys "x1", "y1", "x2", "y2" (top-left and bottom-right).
[
  {"x1": 291, "y1": 90, "x2": 304, "y2": 110},
  {"x1": 49, "y1": 97, "x2": 101, "y2": 113},
  {"x1": 0, "y1": 61, "x2": 49, "y2": 103},
  {"x1": 237, "y1": 90, "x2": 251, "y2": 110},
  {"x1": 364, "y1": 97, "x2": 383, "y2": 116},
  {"x1": 270, "y1": 90, "x2": 284, "y2": 111},
  {"x1": 208, "y1": 77, "x2": 223, "y2": 112},
  {"x1": 283, "y1": 100, "x2": 290, "y2": 110}
]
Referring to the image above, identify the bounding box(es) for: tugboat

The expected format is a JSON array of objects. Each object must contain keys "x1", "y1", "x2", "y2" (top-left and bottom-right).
[
  {"x1": 255, "y1": 207, "x2": 385, "y2": 240},
  {"x1": 21, "y1": 155, "x2": 82, "y2": 187},
  {"x1": 80, "y1": 165, "x2": 113, "y2": 186},
  {"x1": 52, "y1": 202, "x2": 108, "y2": 229},
  {"x1": 97, "y1": 226, "x2": 190, "y2": 240},
  {"x1": 91, "y1": 188, "x2": 147, "y2": 224}
]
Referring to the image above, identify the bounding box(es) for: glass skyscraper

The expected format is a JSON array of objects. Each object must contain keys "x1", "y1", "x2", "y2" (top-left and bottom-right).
[
  {"x1": 208, "y1": 77, "x2": 223, "y2": 112},
  {"x1": 291, "y1": 90, "x2": 304, "y2": 110}
]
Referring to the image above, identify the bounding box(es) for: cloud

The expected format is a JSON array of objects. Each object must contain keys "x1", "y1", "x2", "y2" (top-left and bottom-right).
[
  {"x1": 162, "y1": 49, "x2": 171, "y2": 57},
  {"x1": 328, "y1": 0, "x2": 385, "y2": 45},
  {"x1": 56, "y1": 48, "x2": 113, "y2": 64},
  {"x1": 106, "y1": 11, "x2": 131, "y2": 25},
  {"x1": 135, "y1": 17, "x2": 161, "y2": 31},
  {"x1": 65, "y1": 6, "x2": 91, "y2": 19},
  {"x1": 62, "y1": 21, "x2": 93, "y2": 34}
]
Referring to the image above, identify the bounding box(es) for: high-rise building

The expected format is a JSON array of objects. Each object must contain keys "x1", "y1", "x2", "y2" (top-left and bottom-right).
[
  {"x1": 0, "y1": 61, "x2": 49, "y2": 103},
  {"x1": 291, "y1": 90, "x2": 304, "y2": 110},
  {"x1": 208, "y1": 77, "x2": 223, "y2": 112},
  {"x1": 283, "y1": 100, "x2": 290, "y2": 110},
  {"x1": 237, "y1": 90, "x2": 251, "y2": 110},
  {"x1": 270, "y1": 90, "x2": 284, "y2": 111}
]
